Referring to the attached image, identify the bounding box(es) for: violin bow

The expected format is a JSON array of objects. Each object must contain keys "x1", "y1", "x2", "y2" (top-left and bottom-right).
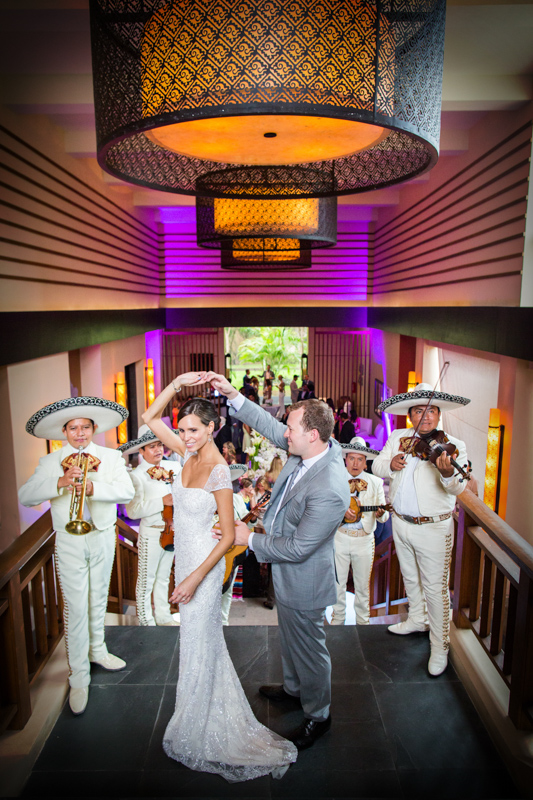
[{"x1": 407, "y1": 360, "x2": 450, "y2": 446}]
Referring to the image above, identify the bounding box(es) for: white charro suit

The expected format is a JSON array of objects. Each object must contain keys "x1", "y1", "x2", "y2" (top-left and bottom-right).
[
  {"x1": 126, "y1": 459, "x2": 178, "y2": 626},
  {"x1": 331, "y1": 470, "x2": 389, "y2": 625},
  {"x1": 372, "y1": 429, "x2": 467, "y2": 654},
  {"x1": 18, "y1": 442, "x2": 134, "y2": 688}
]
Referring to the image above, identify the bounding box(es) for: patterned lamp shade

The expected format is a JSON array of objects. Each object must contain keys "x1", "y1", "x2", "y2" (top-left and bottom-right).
[
  {"x1": 90, "y1": 0, "x2": 446, "y2": 198},
  {"x1": 196, "y1": 196, "x2": 337, "y2": 250},
  {"x1": 220, "y1": 243, "x2": 312, "y2": 271}
]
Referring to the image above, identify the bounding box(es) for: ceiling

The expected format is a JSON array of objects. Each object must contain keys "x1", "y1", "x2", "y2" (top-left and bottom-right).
[{"x1": 1, "y1": 0, "x2": 532, "y2": 218}]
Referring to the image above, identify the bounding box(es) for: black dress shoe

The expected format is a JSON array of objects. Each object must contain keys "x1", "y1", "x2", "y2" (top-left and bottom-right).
[
  {"x1": 263, "y1": 600, "x2": 274, "y2": 609},
  {"x1": 259, "y1": 684, "x2": 302, "y2": 704},
  {"x1": 288, "y1": 715, "x2": 331, "y2": 750}
]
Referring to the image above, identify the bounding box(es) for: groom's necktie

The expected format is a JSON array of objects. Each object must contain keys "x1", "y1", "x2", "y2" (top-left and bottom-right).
[{"x1": 271, "y1": 461, "x2": 304, "y2": 530}]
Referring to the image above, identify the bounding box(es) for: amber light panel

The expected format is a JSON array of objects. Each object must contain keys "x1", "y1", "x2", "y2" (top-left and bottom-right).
[
  {"x1": 115, "y1": 372, "x2": 128, "y2": 445},
  {"x1": 147, "y1": 116, "x2": 389, "y2": 166},
  {"x1": 483, "y1": 408, "x2": 501, "y2": 511},
  {"x1": 214, "y1": 198, "x2": 319, "y2": 237},
  {"x1": 145, "y1": 358, "x2": 155, "y2": 408},
  {"x1": 233, "y1": 239, "x2": 300, "y2": 262}
]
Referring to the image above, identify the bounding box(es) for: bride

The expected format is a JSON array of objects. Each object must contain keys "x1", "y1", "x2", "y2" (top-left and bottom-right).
[{"x1": 142, "y1": 372, "x2": 297, "y2": 782}]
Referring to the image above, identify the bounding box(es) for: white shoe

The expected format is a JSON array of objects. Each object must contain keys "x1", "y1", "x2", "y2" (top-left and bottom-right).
[
  {"x1": 156, "y1": 613, "x2": 180, "y2": 626},
  {"x1": 91, "y1": 653, "x2": 126, "y2": 671},
  {"x1": 428, "y1": 651, "x2": 448, "y2": 676},
  {"x1": 69, "y1": 687, "x2": 89, "y2": 715},
  {"x1": 388, "y1": 619, "x2": 430, "y2": 635}
]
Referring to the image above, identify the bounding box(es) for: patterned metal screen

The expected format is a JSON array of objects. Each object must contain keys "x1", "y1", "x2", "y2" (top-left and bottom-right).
[
  {"x1": 196, "y1": 196, "x2": 337, "y2": 249},
  {"x1": 90, "y1": 0, "x2": 446, "y2": 198}
]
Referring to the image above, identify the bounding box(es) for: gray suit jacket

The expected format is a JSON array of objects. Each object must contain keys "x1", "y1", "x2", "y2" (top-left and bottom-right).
[{"x1": 230, "y1": 398, "x2": 350, "y2": 610}]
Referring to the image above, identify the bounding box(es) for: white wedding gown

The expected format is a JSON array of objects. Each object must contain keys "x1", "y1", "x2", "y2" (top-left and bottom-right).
[{"x1": 163, "y1": 456, "x2": 297, "y2": 782}]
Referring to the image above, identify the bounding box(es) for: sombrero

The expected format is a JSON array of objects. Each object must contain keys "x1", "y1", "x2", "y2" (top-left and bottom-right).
[
  {"x1": 26, "y1": 396, "x2": 128, "y2": 440},
  {"x1": 340, "y1": 437, "x2": 379, "y2": 459},
  {"x1": 377, "y1": 383, "x2": 471, "y2": 416},
  {"x1": 229, "y1": 464, "x2": 248, "y2": 482},
  {"x1": 117, "y1": 424, "x2": 163, "y2": 455}
]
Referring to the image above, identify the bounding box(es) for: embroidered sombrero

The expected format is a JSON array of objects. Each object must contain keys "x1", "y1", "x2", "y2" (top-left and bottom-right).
[
  {"x1": 377, "y1": 383, "x2": 471, "y2": 416},
  {"x1": 26, "y1": 396, "x2": 128, "y2": 440},
  {"x1": 118, "y1": 424, "x2": 165, "y2": 455},
  {"x1": 229, "y1": 464, "x2": 249, "y2": 482},
  {"x1": 340, "y1": 437, "x2": 379, "y2": 459}
]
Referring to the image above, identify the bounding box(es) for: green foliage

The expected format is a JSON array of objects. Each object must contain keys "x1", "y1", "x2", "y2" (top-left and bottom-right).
[{"x1": 235, "y1": 327, "x2": 307, "y2": 377}]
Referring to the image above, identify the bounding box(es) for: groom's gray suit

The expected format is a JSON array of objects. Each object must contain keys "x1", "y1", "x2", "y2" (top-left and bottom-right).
[{"x1": 230, "y1": 397, "x2": 350, "y2": 721}]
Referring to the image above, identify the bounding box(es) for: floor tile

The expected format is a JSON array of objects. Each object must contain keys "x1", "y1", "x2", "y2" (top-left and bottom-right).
[
  {"x1": 398, "y1": 767, "x2": 521, "y2": 798},
  {"x1": 357, "y1": 625, "x2": 458, "y2": 684},
  {"x1": 22, "y1": 769, "x2": 143, "y2": 797},
  {"x1": 326, "y1": 626, "x2": 371, "y2": 684},
  {"x1": 139, "y1": 768, "x2": 272, "y2": 797},
  {"x1": 224, "y1": 626, "x2": 269, "y2": 682},
  {"x1": 33, "y1": 683, "x2": 164, "y2": 772},
  {"x1": 92, "y1": 626, "x2": 179, "y2": 685},
  {"x1": 375, "y1": 681, "x2": 505, "y2": 771}
]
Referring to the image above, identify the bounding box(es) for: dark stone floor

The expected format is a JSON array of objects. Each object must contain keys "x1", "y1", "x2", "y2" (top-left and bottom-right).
[{"x1": 22, "y1": 625, "x2": 520, "y2": 799}]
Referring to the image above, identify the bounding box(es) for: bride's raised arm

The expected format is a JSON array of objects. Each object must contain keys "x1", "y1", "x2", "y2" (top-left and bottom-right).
[{"x1": 142, "y1": 372, "x2": 207, "y2": 455}]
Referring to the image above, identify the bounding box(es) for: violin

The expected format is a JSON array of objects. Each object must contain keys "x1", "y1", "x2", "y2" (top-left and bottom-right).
[
  {"x1": 413, "y1": 430, "x2": 470, "y2": 482},
  {"x1": 159, "y1": 470, "x2": 175, "y2": 552}
]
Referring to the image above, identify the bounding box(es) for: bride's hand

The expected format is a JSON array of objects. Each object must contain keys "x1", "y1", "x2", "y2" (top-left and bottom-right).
[
  {"x1": 175, "y1": 371, "x2": 208, "y2": 388},
  {"x1": 170, "y1": 574, "x2": 200, "y2": 605}
]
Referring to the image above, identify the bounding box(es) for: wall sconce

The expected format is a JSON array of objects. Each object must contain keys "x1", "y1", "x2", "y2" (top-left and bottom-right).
[
  {"x1": 47, "y1": 440, "x2": 63, "y2": 453},
  {"x1": 483, "y1": 408, "x2": 504, "y2": 512},
  {"x1": 145, "y1": 358, "x2": 155, "y2": 409},
  {"x1": 405, "y1": 371, "x2": 417, "y2": 427},
  {"x1": 114, "y1": 372, "x2": 128, "y2": 445}
]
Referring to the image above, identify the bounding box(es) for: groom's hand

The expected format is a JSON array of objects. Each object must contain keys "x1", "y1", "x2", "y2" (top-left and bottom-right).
[
  {"x1": 206, "y1": 371, "x2": 239, "y2": 400},
  {"x1": 212, "y1": 519, "x2": 250, "y2": 546}
]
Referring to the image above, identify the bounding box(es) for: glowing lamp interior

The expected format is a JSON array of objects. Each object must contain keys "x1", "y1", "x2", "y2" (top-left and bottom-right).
[{"x1": 214, "y1": 198, "x2": 319, "y2": 237}]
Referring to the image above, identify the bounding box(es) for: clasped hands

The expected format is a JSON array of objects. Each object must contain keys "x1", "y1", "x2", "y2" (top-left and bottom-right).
[{"x1": 57, "y1": 466, "x2": 94, "y2": 496}]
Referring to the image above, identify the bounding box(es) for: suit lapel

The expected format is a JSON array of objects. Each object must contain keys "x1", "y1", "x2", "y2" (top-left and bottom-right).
[{"x1": 279, "y1": 446, "x2": 333, "y2": 510}]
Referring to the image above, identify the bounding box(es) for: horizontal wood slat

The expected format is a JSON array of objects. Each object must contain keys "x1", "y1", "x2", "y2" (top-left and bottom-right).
[
  {"x1": 0, "y1": 124, "x2": 162, "y2": 309},
  {"x1": 372, "y1": 120, "x2": 531, "y2": 303}
]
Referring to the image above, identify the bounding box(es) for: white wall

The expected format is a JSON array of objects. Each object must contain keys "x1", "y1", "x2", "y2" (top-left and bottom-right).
[
  {"x1": 9, "y1": 353, "x2": 71, "y2": 533},
  {"x1": 505, "y1": 360, "x2": 533, "y2": 543}
]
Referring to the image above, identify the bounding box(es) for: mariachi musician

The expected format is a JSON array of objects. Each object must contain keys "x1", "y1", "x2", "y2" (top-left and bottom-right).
[
  {"x1": 330, "y1": 437, "x2": 389, "y2": 626},
  {"x1": 119, "y1": 424, "x2": 180, "y2": 627},
  {"x1": 18, "y1": 397, "x2": 135, "y2": 715},
  {"x1": 372, "y1": 383, "x2": 470, "y2": 676}
]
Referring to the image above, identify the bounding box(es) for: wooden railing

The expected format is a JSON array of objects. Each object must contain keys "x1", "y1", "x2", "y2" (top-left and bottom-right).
[
  {"x1": 0, "y1": 513, "x2": 146, "y2": 731},
  {"x1": 0, "y1": 511, "x2": 62, "y2": 732},
  {"x1": 370, "y1": 536, "x2": 407, "y2": 617},
  {"x1": 454, "y1": 490, "x2": 533, "y2": 730}
]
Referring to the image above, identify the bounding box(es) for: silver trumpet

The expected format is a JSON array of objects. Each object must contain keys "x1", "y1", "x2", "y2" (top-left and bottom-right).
[{"x1": 65, "y1": 446, "x2": 92, "y2": 535}]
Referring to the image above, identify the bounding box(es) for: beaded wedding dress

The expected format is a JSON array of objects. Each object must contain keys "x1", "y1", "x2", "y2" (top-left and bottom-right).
[{"x1": 163, "y1": 455, "x2": 297, "y2": 782}]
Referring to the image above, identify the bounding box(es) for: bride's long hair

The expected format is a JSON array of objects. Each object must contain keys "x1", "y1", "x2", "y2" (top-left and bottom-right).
[{"x1": 177, "y1": 397, "x2": 220, "y2": 431}]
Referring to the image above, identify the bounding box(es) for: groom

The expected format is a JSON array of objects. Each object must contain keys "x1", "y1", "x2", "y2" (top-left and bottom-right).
[{"x1": 208, "y1": 372, "x2": 350, "y2": 750}]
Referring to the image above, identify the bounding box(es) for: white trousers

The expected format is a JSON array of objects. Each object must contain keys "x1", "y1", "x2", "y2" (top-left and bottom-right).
[
  {"x1": 136, "y1": 529, "x2": 175, "y2": 625},
  {"x1": 392, "y1": 515, "x2": 454, "y2": 652},
  {"x1": 221, "y1": 570, "x2": 238, "y2": 626},
  {"x1": 55, "y1": 526, "x2": 116, "y2": 689},
  {"x1": 331, "y1": 531, "x2": 375, "y2": 625}
]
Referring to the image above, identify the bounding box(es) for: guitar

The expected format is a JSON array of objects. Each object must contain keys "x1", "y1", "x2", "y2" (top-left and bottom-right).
[
  {"x1": 222, "y1": 490, "x2": 271, "y2": 593},
  {"x1": 343, "y1": 496, "x2": 392, "y2": 524}
]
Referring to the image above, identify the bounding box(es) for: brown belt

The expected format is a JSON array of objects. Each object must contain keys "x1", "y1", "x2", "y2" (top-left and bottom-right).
[{"x1": 393, "y1": 510, "x2": 453, "y2": 525}]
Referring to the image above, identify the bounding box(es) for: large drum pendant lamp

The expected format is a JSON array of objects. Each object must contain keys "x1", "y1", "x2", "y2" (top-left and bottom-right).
[{"x1": 90, "y1": 0, "x2": 446, "y2": 198}]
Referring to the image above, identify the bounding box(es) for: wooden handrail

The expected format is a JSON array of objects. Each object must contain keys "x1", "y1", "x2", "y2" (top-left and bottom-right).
[
  {"x1": 0, "y1": 510, "x2": 54, "y2": 589},
  {"x1": 457, "y1": 490, "x2": 533, "y2": 578},
  {"x1": 454, "y1": 490, "x2": 533, "y2": 730}
]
